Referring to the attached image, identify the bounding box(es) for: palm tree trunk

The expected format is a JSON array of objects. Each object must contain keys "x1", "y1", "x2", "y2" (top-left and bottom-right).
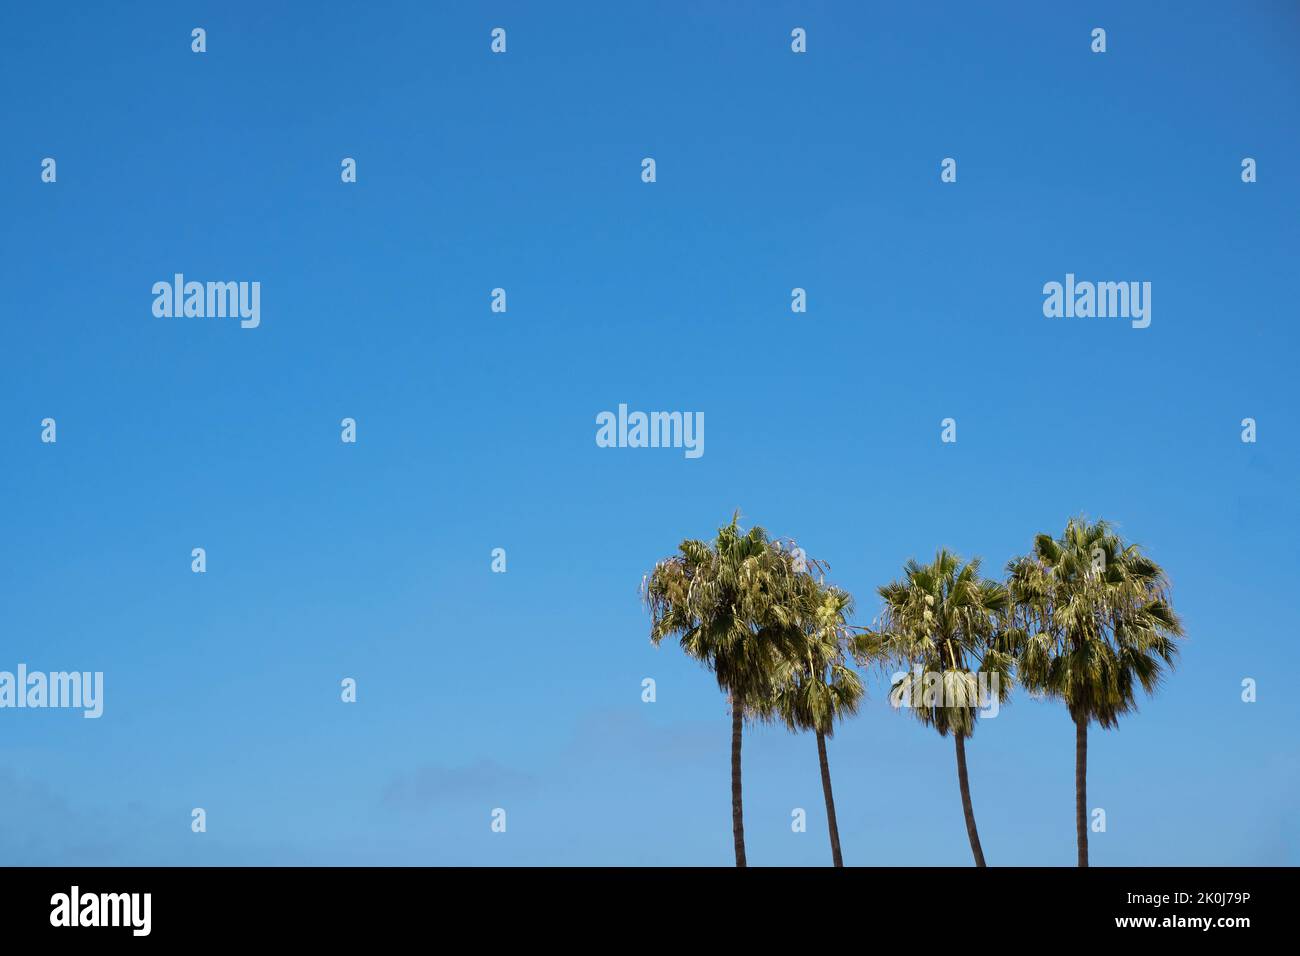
[
  {"x1": 815, "y1": 730, "x2": 844, "y2": 867},
  {"x1": 1075, "y1": 714, "x2": 1089, "y2": 867},
  {"x1": 729, "y1": 691, "x2": 747, "y2": 867},
  {"x1": 953, "y1": 733, "x2": 987, "y2": 867}
]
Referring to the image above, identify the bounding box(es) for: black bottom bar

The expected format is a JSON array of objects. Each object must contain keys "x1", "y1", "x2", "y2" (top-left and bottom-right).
[{"x1": 0, "y1": 866, "x2": 1286, "y2": 942}]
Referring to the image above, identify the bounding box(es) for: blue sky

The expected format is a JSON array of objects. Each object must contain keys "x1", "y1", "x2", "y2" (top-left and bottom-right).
[{"x1": 1, "y1": 1, "x2": 1297, "y2": 865}]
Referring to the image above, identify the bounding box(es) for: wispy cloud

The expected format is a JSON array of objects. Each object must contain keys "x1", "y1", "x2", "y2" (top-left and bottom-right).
[{"x1": 381, "y1": 760, "x2": 539, "y2": 812}]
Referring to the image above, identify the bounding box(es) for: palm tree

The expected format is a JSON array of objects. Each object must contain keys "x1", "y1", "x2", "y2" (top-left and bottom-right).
[
  {"x1": 854, "y1": 550, "x2": 1013, "y2": 867},
  {"x1": 642, "y1": 512, "x2": 812, "y2": 867},
  {"x1": 1006, "y1": 517, "x2": 1183, "y2": 867},
  {"x1": 762, "y1": 581, "x2": 863, "y2": 866}
]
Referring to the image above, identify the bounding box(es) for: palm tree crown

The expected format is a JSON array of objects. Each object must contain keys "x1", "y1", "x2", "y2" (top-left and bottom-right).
[
  {"x1": 764, "y1": 583, "x2": 863, "y2": 737},
  {"x1": 857, "y1": 549, "x2": 1013, "y2": 738},
  {"x1": 643, "y1": 513, "x2": 812, "y2": 704},
  {"x1": 1006, "y1": 517, "x2": 1183, "y2": 728}
]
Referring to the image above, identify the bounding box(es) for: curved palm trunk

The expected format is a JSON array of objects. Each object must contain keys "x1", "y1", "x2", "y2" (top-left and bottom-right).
[
  {"x1": 1075, "y1": 715, "x2": 1089, "y2": 867},
  {"x1": 815, "y1": 730, "x2": 844, "y2": 867},
  {"x1": 953, "y1": 733, "x2": 987, "y2": 867},
  {"x1": 729, "y1": 692, "x2": 747, "y2": 867}
]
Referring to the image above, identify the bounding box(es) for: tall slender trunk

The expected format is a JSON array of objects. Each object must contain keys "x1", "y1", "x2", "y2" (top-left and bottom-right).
[
  {"x1": 815, "y1": 730, "x2": 844, "y2": 867},
  {"x1": 954, "y1": 733, "x2": 987, "y2": 867},
  {"x1": 729, "y1": 692, "x2": 746, "y2": 867},
  {"x1": 1075, "y1": 714, "x2": 1089, "y2": 868}
]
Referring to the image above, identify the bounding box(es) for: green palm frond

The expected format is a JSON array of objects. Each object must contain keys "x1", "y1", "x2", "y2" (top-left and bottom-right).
[
  {"x1": 1006, "y1": 516, "x2": 1184, "y2": 728},
  {"x1": 857, "y1": 548, "x2": 1009, "y2": 739},
  {"x1": 642, "y1": 511, "x2": 835, "y2": 713}
]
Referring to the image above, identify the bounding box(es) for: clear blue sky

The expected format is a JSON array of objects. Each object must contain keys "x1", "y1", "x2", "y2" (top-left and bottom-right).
[{"x1": 1, "y1": 1, "x2": 1296, "y2": 865}]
